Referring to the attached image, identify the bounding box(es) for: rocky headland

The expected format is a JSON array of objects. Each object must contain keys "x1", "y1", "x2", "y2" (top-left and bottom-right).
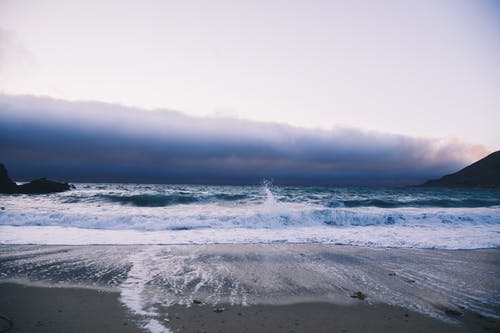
[
  {"x1": 422, "y1": 151, "x2": 500, "y2": 188},
  {"x1": 0, "y1": 164, "x2": 73, "y2": 194}
]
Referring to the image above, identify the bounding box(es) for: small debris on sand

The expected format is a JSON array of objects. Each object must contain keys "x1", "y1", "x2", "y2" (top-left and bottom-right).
[
  {"x1": 213, "y1": 308, "x2": 225, "y2": 313},
  {"x1": 350, "y1": 291, "x2": 366, "y2": 300},
  {"x1": 444, "y1": 309, "x2": 463, "y2": 317}
]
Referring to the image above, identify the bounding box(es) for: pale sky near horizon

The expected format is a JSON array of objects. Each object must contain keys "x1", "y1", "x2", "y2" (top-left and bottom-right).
[{"x1": 0, "y1": 0, "x2": 499, "y2": 150}]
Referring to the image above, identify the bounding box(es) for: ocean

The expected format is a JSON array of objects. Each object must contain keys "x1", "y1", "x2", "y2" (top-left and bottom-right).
[{"x1": 1, "y1": 183, "x2": 499, "y2": 249}]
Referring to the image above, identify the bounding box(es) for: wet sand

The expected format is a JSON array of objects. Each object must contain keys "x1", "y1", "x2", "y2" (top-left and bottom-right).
[
  {"x1": 165, "y1": 302, "x2": 499, "y2": 333},
  {"x1": 0, "y1": 282, "x2": 498, "y2": 333},
  {"x1": 0, "y1": 244, "x2": 499, "y2": 332},
  {"x1": 0, "y1": 283, "x2": 141, "y2": 333}
]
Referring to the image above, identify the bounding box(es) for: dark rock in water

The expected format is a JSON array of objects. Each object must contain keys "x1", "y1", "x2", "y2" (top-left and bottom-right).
[
  {"x1": 0, "y1": 163, "x2": 73, "y2": 194},
  {"x1": 192, "y1": 299, "x2": 202, "y2": 305},
  {"x1": 0, "y1": 164, "x2": 18, "y2": 194},
  {"x1": 17, "y1": 178, "x2": 72, "y2": 194},
  {"x1": 421, "y1": 151, "x2": 500, "y2": 188},
  {"x1": 213, "y1": 307, "x2": 225, "y2": 313}
]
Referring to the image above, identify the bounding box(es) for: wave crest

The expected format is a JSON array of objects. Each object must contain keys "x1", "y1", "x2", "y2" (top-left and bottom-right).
[
  {"x1": 60, "y1": 193, "x2": 249, "y2": 207},
  {"x1": 339, "y1": 198, "x2": 500, "y2": 208}
]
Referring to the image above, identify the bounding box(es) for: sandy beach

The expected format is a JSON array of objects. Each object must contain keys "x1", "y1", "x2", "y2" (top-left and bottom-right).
[
  {"x1": 0, "y1": 283, "x2": 141, "y2": 332},
  {"x1": 0, "y1": 282, "x2": 498, "y2": 333},
  {"x1": 164, "y1": 301, "x2": 499, "y2": 333},
  {"x1": 0, "y1": 244, "x2": 499, "y2": 332}
]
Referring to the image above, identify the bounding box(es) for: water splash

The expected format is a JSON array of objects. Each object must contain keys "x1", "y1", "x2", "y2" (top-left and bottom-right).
[{"x1": 262, "y1": 179, "x2": 277, "y2": 208}]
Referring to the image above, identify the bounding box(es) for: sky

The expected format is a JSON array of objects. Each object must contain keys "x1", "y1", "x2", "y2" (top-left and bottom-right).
[{"x1": 0, "y1": 0, "x2": 498, "y2": 184}]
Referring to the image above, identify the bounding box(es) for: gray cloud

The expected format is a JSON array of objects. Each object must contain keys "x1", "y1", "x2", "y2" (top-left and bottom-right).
[{"x1": 0, "y1": 94, "x2": 487, "y2": 185}]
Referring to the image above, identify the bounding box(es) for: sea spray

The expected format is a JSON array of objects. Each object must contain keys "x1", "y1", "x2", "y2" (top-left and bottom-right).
[
  {"x1": 262, "y1": 179, "x2": 277, "y2": 207},
  {"x1": 260, "y1": 179, "x2": 291, "y2": 217}
]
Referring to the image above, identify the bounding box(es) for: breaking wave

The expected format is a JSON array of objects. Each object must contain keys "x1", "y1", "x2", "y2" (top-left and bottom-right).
[
  {"x1": 0, "y1": 182, "x2": 499, "y2": 248},
  {"x1": 0, "y1": 204, "x2": 498, "y2": 231},
  {"x1": 61, "y1": 193, "x2": 249, "y2": 207},
  {"x1": 338, "y1": 198, "x2": 500, "y2": 208}
]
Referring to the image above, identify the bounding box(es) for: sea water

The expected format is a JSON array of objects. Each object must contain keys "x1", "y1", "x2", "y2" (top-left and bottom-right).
[{"x1": 0, "y1": 183, "x2": 499, "y2": 248}]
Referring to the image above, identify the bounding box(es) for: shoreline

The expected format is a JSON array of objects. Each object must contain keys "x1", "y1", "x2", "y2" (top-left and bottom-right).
[
  {"x1": 1, "y1": 282, "x2": 498, "y2": 333},
  {"x1": 1, "y1": 244, "x2": 499, "y2": 332}
]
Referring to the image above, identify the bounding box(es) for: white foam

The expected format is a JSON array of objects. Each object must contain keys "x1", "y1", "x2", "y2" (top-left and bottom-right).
[
  {"x1": 1, "y1": 202, "x2": 498, "y2": 229},
  {"x1": 120, "y1": 247, "x2": 172, "y2": 333},
  {"x1": 1, "y1": 223, "x2": 499, "y2": 249}
]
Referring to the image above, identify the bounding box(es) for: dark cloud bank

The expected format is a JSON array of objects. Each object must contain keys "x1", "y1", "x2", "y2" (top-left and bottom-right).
[{"x1": 0, "y1": 94, "x2": 487, "y2": 185}]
